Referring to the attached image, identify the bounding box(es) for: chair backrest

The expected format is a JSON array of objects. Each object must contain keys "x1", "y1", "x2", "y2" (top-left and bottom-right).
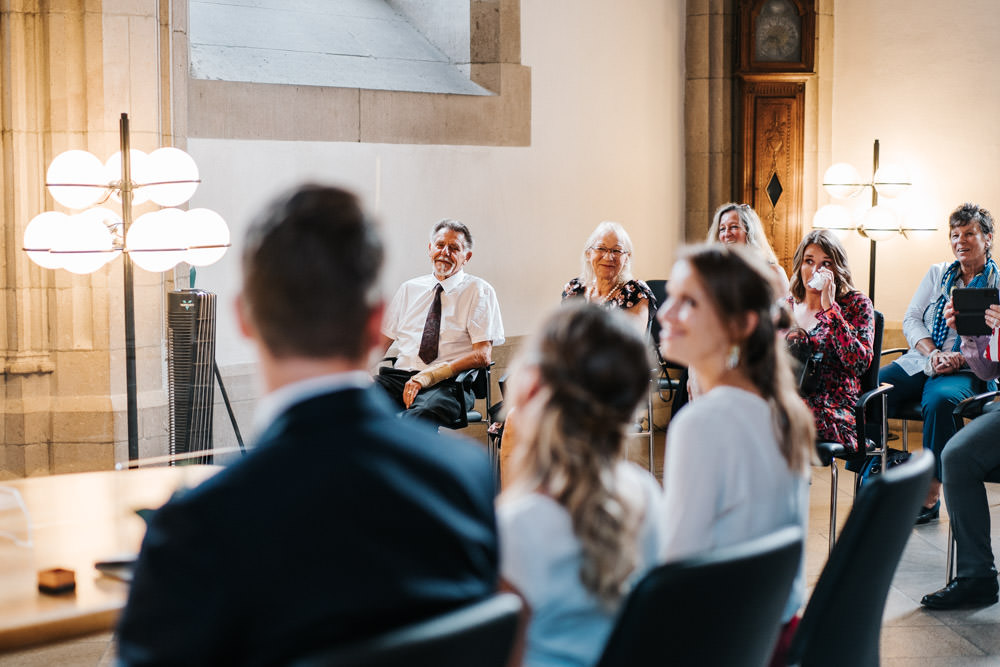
[
  {"x1": 291, "y1": 593, "x2": 522, "y2": 667},
  {"x1": 596, "y1": 525, "x2": 804, "y2": 667},
  {"x1": 787, "y1": 449, "x2": 934, "y2": 667},
  {"x1": 466, "y1": 364, "x2": 491, "y2": 400},
  {"x1": 646, "y1": 278, "x2": 667, "y2": 350},
  {"x1": 862, "y1": 310, "x2": 884, "y2": 394},
  {"x1": 645, "y1": 278, "x2": 686, "y2": 372}
]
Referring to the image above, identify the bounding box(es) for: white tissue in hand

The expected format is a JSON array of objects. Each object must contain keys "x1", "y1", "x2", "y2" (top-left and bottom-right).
[{"x1": 808, "y1": 273, "x2": 827, "y2": 290}]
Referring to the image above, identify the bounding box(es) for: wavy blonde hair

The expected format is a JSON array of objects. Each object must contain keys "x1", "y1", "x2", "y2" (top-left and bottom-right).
[
  {"x1": 504, "y1": 303, "x2": 650, "y2": 607},
  {"x1": 707, "y1": 203, "x2": 780, "y2": 266}
]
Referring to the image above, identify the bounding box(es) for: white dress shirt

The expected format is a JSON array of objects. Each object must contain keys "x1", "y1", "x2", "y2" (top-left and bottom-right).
[{"x1": 382, "y1": 270, "x2": 504, "y2": 371}]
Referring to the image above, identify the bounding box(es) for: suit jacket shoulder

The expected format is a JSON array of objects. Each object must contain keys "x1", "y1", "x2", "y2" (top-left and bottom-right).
[{"x1": 117, "y1": 386, "x2": 498, "y2": 666}]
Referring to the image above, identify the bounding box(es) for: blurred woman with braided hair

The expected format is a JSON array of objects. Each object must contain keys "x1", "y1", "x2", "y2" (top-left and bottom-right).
[
  {"x1": 657, "y1": 244, "x2": 814, "y2": 666},
  {"x1": 497, "y1": 302, "x2": 665, "y2": 667}
]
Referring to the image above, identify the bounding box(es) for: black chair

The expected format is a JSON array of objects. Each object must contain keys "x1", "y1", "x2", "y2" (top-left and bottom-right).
[
  {"x1": 944, "y1": 390, "x2": 1000, "y2": 583},
  {"x1": 447, "y1": 363, "x2": 494, "y2": 431},
  {"x1": 643, "y1": 279, "x2": 686, "y2": 472},
  {"x1": 380, "y1": 358, "x2": 497, "y2": 485},
  {"x1": 380, "y1": 357, "x2": 492, "y2": 431},
  {"x1": 880, "y1": 346, "x2": 922, "y2": 451},
  {"x1": 290, "y1": 593, "x2": 522, "y2": 667},
  {"x1": 786, "y1": 449, "x2": 934, "y2": 667},
  {"x1": 450, "y1": 363, "x2": 500, "y2": 490},
  {"x1": 815, "y1": 310, "x2": 892, "y2": 554},
  {"x1": 645, "y1": 279, "x2": 685, "y2": 404},
  {"x1": 596, "y1": 525, "x2": 803, "y2": 667},
  {"x1": 880, "y1": 347, "x2": 990, "y2": 452}
]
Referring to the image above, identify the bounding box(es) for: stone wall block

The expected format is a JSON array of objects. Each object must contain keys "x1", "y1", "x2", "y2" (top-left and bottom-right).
[
  {"x1": 471, "y1": 0, "x2": 500, "y2": 63},
  {"x1": 686, "y1": 13, "x2": 710, "y2": 79},
  {"x1": 53, "y1": 350, "x2": 110, "y2": 395},
  {"x1": 685, "y1": 79, "x2": 710, "y2": 151},
  {"x1": 498, "y1": 0, "x2": 520, "y2": 63},
  {"x1": 49, "y1": 441, "x2": 114, "y2": 474},
  {"x1": 52, "y1": 406, "x2": 113, "y2": 444}
]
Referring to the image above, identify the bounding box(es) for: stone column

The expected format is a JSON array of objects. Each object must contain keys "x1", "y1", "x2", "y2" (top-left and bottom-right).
[
  {"x1": 0, "y1": 0, "x2": 180, "y2": 476},
  {"x1": 685, "y1": 0, "x2": 739, "y2": 243}
]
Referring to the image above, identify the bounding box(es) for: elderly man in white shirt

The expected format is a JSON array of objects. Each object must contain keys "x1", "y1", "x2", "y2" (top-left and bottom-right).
[{"x1": 377, "y1": 219, "x2": 504, "y2": 427}]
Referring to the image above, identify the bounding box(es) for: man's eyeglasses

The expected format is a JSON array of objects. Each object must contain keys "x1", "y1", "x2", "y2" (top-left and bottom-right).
[{"x1": 590, "y1": 246, "x2": 629, "y2": 259}]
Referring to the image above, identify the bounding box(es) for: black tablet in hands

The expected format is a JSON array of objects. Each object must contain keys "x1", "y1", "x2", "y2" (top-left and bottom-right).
[{"x1": 952, "y1": 287, "x2": 1000, "y2": 336}]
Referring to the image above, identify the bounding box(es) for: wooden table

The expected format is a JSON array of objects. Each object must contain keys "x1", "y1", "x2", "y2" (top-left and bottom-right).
[{"x1": 0, "y1": 465, "x2": 221, "y2": 651}]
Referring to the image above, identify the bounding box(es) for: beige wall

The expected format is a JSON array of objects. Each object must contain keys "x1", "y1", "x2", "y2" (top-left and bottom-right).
[
  {"x1": 187, "y1": 0, "x2": 687, "y2": 370},
  {"x1": 823, "y1": 0, "x2": 1000, "y2": 322}
]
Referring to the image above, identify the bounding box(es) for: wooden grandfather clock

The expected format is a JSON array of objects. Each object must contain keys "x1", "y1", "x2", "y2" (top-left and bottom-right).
[{"x1": 737, "y1": 0, "x2": 815, "y2": 273}]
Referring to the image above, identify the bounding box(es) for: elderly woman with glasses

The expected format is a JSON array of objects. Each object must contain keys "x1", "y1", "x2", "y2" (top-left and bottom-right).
[
  {"x1": 497, "y1": 222, "x2": 653, "y2": 485},
  {"x1": 880, "y1": 202, "x2": 1000, "y2": 524},
  {"x1": 561, "y1": 221, "x2": 655, "y2": 332},
  {"x1": 500, "y1": 221, "x2": 656, "y2": 488},
  {"x1": 708, "y1": 202, "x2": 790, "y2": 295}
]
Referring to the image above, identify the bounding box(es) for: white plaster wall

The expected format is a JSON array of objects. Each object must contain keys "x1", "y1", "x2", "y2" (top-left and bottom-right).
[
  {"x1": 825, "y1": 0, "x2": 1000, "y2": 322},
  {"x1": 187, "y1": 0, "x2": 686, "y2": 367}
]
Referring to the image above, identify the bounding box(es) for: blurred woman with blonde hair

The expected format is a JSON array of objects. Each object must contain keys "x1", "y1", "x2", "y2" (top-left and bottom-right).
[{"x1": 498, "y1": 303, "x2": 664, "y2": 667}]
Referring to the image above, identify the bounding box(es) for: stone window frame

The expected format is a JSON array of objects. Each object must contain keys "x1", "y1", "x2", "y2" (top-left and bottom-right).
[{"x1": 175, "y1": 0, "x2": 530, "y2": 147}]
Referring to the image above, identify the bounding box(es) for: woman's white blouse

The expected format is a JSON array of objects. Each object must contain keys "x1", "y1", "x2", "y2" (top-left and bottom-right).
[{"x1": 660, "y1": 385, "x2": 808, "y2": 622}]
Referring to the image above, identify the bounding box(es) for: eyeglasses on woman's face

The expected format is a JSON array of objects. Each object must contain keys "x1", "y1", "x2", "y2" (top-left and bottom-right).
[{"x1": 590, "y1": 246, "x2": 629, "y2": 260}]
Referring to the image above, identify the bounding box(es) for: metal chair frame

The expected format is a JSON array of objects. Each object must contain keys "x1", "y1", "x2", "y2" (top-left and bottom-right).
[
  {"x1": 944, "y1": 390, "x2": 1000, "y2": 584},
  {"x1": 816, "y1": 310, "x2": 891, "y2": 555}
]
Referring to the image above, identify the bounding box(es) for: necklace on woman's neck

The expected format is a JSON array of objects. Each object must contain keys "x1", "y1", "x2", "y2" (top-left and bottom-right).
[{"x1": 588, "y1": 279, "x2": 619, "y2": 304}]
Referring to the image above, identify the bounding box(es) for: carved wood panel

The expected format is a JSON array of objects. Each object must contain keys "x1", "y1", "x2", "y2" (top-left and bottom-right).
[{"x1": 739, "y1": 78, "x2": 805, "y2": 274}]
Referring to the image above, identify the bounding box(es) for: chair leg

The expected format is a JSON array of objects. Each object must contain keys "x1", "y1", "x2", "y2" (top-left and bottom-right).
[
  {"x1": 487, "y1": 432, "x2": 501, "y2": 495},
  {"x1": 901, "y1": 418, "x2": 909, "y2": 452},
  {"x1": 646, "y1": 390, "x2": 655, "y2": 475},
  {"x1": 829, "y1": 460, "x2": 839, "y2": 556},
  {"x1": 946, "y1": 521, "x2": 956, "y2": 585}
]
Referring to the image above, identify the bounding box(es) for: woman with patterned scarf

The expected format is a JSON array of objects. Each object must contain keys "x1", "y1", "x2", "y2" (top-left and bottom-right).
[{"x1": 880, "y1": 203, "x2": 999, "y2": 524}]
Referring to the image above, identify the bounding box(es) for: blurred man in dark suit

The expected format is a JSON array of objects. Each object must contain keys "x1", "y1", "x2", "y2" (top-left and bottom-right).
[{"x1": 117, "y1": 185, "x2": 498, "y2": 666}]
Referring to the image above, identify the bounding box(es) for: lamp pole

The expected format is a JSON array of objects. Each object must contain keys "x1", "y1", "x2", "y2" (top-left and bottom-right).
[
  {"x1": 119, "y1": 113, "x2": 139, "y2": 460},
  {"x1": 868, "y1": 139, "x2": 880, "y2": 304}
]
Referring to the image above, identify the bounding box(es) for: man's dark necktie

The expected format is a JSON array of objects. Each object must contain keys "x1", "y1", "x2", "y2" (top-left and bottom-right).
[{"x1": 418, "y1": 283, "x2": 443, "y2": 364}]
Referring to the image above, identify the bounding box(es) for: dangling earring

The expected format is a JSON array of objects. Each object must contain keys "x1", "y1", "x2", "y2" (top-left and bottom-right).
[{"x1": 726, "y1": 344, "x2": 741, "y2": 370}]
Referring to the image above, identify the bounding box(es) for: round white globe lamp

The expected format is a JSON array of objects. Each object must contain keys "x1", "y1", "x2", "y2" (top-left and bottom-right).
[
  {"x1": 23, "y1": 211, "x2": 71, "y2": 269},
  {"x1": 184, "y1": 208, "x2": 230, "y2": 267},
  {"x1": 822, "y1": 163, "x2": 865, "y2": 200},
  {"x1": 142, "y1": 147, "x2": 200, "y2": 207},
  {"x1": 46, "y1": 150, "x2": 108, "y2": 210}
]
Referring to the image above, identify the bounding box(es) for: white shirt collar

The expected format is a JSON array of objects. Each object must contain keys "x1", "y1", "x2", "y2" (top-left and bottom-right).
[
  {"x1": 252, "y1": 370, "x2": 372, "y2": 439},
  {"x1": 436, "y1": 269, "x2": 467, "y2": 293}
]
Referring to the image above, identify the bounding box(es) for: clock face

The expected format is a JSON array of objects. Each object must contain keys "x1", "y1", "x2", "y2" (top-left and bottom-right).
[{"x1": 754, "y1": 0, "x2": 802, "y2": 63}]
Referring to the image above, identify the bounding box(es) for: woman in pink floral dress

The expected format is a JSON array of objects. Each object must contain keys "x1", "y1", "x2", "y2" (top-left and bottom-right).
[{"x1": 787, "y1": 230, "x2": 874, "y2": 451}]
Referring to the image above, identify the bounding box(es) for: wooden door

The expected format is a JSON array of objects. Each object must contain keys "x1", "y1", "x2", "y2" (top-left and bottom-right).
[{"x1": 739, "y1": 77, "x2": 805, "y2": 272}]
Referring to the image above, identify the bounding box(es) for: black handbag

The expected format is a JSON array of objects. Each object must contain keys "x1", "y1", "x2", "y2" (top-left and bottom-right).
[{"x1": 786, "y1": 328, "x2": 823, "y2": 395}]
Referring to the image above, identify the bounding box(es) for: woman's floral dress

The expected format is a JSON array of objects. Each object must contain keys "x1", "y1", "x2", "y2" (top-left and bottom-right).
[
  {"x1": 561, "y1": 278, "x2": 657, "y2": 329},
  {"x1": 788, "y1": 290, "x2": 874, "y2": 451}
]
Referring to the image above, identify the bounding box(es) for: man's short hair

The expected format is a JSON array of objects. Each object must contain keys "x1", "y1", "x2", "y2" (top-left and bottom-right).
[
  {"x1": 241, "y1": 184, "x2": 384, "y2": 359},
  {"x1": 430, "y1": 219, "x2": 473, "y2": 250}
]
